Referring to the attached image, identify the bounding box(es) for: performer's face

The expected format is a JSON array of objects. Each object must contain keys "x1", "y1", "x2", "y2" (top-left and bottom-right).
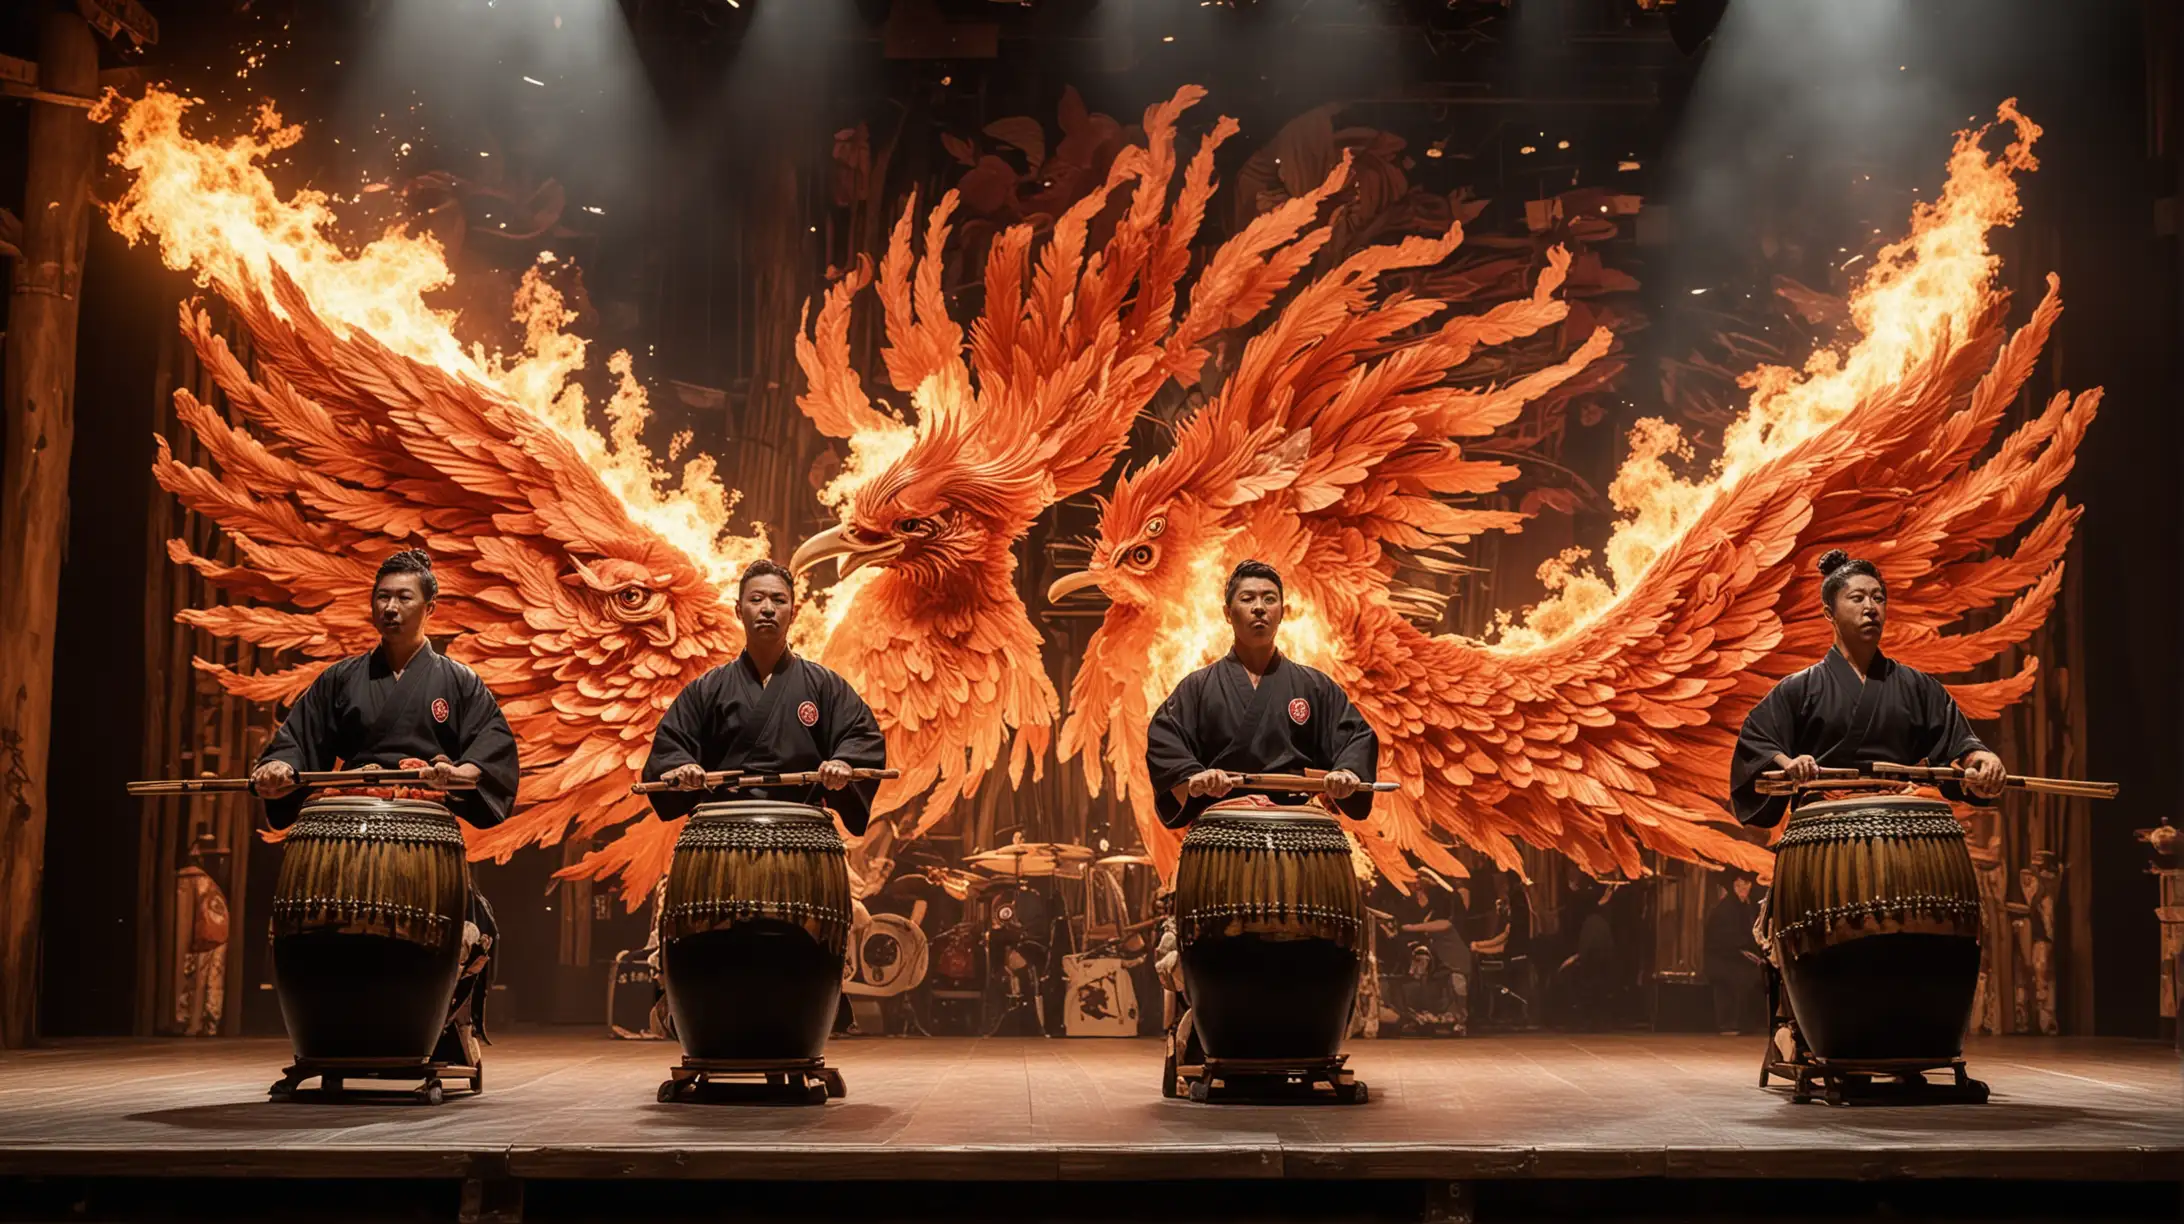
[
  {"x1": 372, "y1": 572, "x2": 433, "y2": 641},
  {"x1": 1827, "y1": 573, "x2": 1887, "y2": 645},
  {"x1": 738, "y1": 573, "x2": 794, "y2": 644},
  {"x1": 1225, "y1": 577, "x2": 1284, "y2": 648}
]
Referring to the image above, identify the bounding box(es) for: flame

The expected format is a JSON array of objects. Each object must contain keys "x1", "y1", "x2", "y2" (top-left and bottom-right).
[
  {"x1": 1495, "y1": 100, "x2": 2040, "y2": 650},
  {"x1": 1135, "y1": 542, "x2": 1339, "y2": 709},
  {"x1": 100, "y1": 86, "x2": 767, "y2": 589}
]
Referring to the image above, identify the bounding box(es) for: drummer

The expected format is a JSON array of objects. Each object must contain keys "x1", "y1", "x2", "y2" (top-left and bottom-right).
[
  {"x1": 248, "y1": 548, "x2": 521, "y2": 1068},
  {"x1": 642, "y1": 559, "x2": 887, "y2": 833},
  {"x1": 1730, "y1": 549, "x2": 2007, "y2": 825},
  {"x1": 1145, "y1": 559, "x2": 1379, "y2": 827}
]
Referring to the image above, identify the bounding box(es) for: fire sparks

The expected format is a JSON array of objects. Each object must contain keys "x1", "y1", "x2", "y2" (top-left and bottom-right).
[
  {"x1": 1494, "y1": 100, "x2": 2041, "y2": 651},
  {"x1": 99, "y1": 86, "x2": 767, "y2": 592}
]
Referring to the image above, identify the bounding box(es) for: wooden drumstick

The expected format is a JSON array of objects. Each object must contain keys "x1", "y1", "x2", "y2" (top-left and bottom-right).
[
  {"x1": 1870, "y1": 761, "x2": 2120, "y2": 799},
  {"x1": 1756, "y1": 767, "x2": 1864, "y2": 784},
  {"x1": 628, "y1": 767, "x2": 900, "y2": 795},
  {"x1": 1230, "y1": 772, "x2": 1400, "y2": 794},
  {"x1": 126, "y1": 767, "x2": 477, "y2": 797},
  {"x1": 1754, "y1": 778, "x2": 1909, "y2": 797}
]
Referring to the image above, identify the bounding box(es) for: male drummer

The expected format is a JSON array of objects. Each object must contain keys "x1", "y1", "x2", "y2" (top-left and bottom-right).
[
  {"x1": 1145, "y1": 559, "x2": 1379, "y2": 827},
  {"x1": 1730, "y1": 549, "x2": 2006, "y2": 824},
  {"x1": 642, "y1": 559, "x2": 887, "y2": 833},
  {"x1": 250, "y1": 548, "x2": 521, "y2": 1068}
]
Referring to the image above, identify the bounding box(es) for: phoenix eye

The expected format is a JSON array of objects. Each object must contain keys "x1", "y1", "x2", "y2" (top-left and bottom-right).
[
  {"x1": 1127, "y1": 544, "x2": 1156, "y2": 567},
  {"x1": 1145, "y1": 516, "x2": 1166, "y2": 538},
  {"x1": 897, "y1": 517, "x2": 931, "y2": 536},
  {"x1": 618, "y1": 588, "x2": 648, "y2": 607}
]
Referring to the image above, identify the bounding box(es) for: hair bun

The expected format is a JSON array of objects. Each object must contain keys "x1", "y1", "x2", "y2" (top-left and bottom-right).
[{"x1": 1815, "y1": 548, "x2": 1850, "y2": 577}]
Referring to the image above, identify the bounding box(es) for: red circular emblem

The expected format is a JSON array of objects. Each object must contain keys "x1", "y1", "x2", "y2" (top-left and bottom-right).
[
  {"x1": 431, "y1": 698, "x2": 451, "y2": 724},
  {"x1": 797, "y1": 701, "x2": 819, "y2": 728},
  {"x1": 1288, "y1": 698, "x2": 1310, "y2": 725}
]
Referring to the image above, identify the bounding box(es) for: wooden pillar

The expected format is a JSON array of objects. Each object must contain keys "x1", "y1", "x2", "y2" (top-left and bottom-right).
[{"x1": 0, "y1": 11, "x2": 98, "y2": 1050}]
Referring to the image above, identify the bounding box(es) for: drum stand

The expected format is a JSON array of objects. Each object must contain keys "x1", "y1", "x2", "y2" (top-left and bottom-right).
[
  {"x1": 657, "y1": 1056, "x2": 847, "y2": 1106},
  {"x1": 1758, "y1": 969, "x2": 1989, "y2": 1107},
  {"x1": 1164, "y1": 1006, "x2": 1369, "y2": 1105},
  {"x1": 269, "y1": 1056, "x2": 481, "y2": 1106}
]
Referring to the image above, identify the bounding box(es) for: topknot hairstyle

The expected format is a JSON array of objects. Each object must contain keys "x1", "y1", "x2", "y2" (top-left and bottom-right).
[
  {"x1": 375, "y1": 548, "x2": 437, "y2": 601},
  {"x1": 1816, "y1": 548, "x2": 1884, "y2": 610},
  {"x1": 1224, "y1": 558, "x2": 1284, "y2": 603}
]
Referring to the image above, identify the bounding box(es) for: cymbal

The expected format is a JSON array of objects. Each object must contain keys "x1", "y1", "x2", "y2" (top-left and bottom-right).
[
  {"x1": 965, "y1": 846, "x2": 1061, "y2": 876},
  {"x1": 1095, "y1": 853, "x2": 1154, "y2": 867}
]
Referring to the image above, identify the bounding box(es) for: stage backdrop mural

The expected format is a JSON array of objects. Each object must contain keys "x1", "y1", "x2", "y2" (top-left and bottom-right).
[{"x1": 102, "y1": 81, "x2": 2099, "y2": 1032}]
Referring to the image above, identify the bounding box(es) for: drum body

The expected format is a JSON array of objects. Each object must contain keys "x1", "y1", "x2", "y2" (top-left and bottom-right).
[
  {"x1": 661, "y1": 802, "x2": 851, "y2": 1061},
  {"x1": 270, "y1": 798, "x2": 468, "y2": 1061},
  {"x1": 1769, "y1": 796, "x2": 1983, "y2": 1061},
  {"x1": 1173, "y1": 803, "x2": 1364, "y2": 1061}
]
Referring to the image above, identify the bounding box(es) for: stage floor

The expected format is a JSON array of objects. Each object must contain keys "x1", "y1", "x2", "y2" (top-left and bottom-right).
[{"x1": 0, "y1": 1033, "x2": 2178, "y2": 1186}]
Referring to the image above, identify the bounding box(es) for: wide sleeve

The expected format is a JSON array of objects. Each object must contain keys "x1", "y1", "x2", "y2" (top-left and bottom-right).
[
  {"x1": 1730, "y1": 672, "x2": 1803, "y2": 828},
  {"x1": 448, "y1": 664, "x2": 521, "y2": 829},
  {"x1": 819, "y1": 668, "x2": 888, "y2": 837},
  {"x1": 1914, "y1": 670, "x2": 1995, "y2": 808},
  {"x1": 1319, "y1": 674, "x2": 1380, "y2": 823},
  {"x1": 642, "y1": 671, "x2": 717, "y2": 821},
  {"x1": 256, "y1": 667, "x2": 341, "y2": 830},
  {"x1": 1147, "y1": 673, "x2": 1210, "y2": 830}
]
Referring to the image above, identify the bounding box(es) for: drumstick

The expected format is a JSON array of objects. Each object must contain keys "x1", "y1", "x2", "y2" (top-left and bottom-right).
[
  {"x1": 1230, "y1": 772, "x2": 1401, "y2": 794},
  {"x1": 1756, "y1": 767, "x2": 1865, "y2": 783},
  {"x1": 1870, "y1": 761, "x2": 2120, "y2": 799},
  {"x1": 126, "y1": 767, "x2": 477, "y2": 797},
  {"x1": 1754, "y1": 778, "x2": 1911, "y2": 796},
  {"x1": 628, "y1": 768, "x2": 900, "y2": 795}
]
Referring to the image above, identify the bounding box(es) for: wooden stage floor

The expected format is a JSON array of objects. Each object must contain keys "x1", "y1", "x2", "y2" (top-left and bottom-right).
[{"x1": 0, "y1": 1032, "x2": 2178, "y2": 1187}]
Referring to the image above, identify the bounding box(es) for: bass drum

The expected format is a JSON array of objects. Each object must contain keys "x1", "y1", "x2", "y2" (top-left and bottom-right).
[
  {"x1": 845, "y1": 912, "x2": 929, "y2": 998},
  {"x1": 1769, "y1": 795, "x2": 1983, "y2": 1061},
  {"x1": 270, "y1": 797, "x2": 468, "y2": 1061},
  {"x1": 1172, "y1": 801, "x2": 1364, "y2": 1061},
  {"x1": 660, "y1": 801, "x2": 852, "y2": 1061}
]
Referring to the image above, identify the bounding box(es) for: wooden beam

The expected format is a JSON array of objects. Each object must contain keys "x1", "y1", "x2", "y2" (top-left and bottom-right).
[{"x1": 0, "y1": 11, "x2": 98, "y2": 1049}]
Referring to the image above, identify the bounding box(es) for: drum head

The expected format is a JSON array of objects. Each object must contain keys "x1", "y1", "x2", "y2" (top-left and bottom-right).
[{"x1": 850, "y1": 913, "x2": 928, "y2": 996}]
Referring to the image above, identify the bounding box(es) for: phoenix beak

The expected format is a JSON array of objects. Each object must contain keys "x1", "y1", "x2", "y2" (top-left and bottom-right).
[
  {"x1": 791, "y1": 524, "x2": 903, "y2": 580},
  {"x1": 1045, "y1": 569, "x2": 1107, "y2": 604}
]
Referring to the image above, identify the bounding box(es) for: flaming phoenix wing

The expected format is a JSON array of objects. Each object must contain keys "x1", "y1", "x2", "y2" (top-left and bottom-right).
[
  {"x1": 1064, "y1": 103, "x2": 2090, "y2": 883},
  {"x1": 114, "y1": 88, "x2": 759, "y2": 903},
  {"x1": 792, "y1": 86, "x2": 1359, "y2": 834},
  {"x1": 154, "y1": 272, "x2": 752, "y2": 896}
]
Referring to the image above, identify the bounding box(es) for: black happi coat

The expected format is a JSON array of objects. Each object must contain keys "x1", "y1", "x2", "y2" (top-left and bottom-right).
[
  {"x1": 1730, "y1": 646, "x2": 1991, "y2": 828},
  {"x1": 258, "y1": 641, "x2": 521, "y2": 830},
  {"x1": 641, "y1": 651, "x2": 888, "y2": 834},
  {"x1": 1146, "y1": 651, "x2": 1380, "y2": 828}
]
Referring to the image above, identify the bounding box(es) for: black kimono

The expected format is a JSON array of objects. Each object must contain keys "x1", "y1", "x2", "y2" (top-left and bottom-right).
[
  {"x1": 1730, "y1": 646, "x2": 1991, "y2": 828},
  {"x1": 256, "y1": 640, "x2": 519, "y2": 1050},
  {"x1": 257, "y1": 641, "x2": 521, "y2": 830},
  {"x1": 1146, "y1": 651, "x2": 1380, "y2": 828},
  {"x1": 642, "y1": 651, "x2": 887, "y2": 834}
]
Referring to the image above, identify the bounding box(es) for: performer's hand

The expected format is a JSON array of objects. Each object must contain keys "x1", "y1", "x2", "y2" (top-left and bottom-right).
[
  {"x1": 1778, "y1": 754, "x2": 1822, "y2": 785},
  {"x1": 1961, "y1": 750, "x2": 2006, "y2": 799},
  {"x1": 415, "y1": 755, "x2": 477, "y2": 790},
  {"x1": 252, "y1": 759, "x2": 299, "y2": 799},
  {"x1": 662, "y1": 763, "x2": 710, "y2": 792},
  {"x1": 1186, "y1": 769, "x2": 1236, "y2": 798},
  {"x1": 818, "y1": 759, "x2": 853, "y2": 791},
  {"x1": 1322, "y1": 770, "x2": 1362, "y2": 800}
]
